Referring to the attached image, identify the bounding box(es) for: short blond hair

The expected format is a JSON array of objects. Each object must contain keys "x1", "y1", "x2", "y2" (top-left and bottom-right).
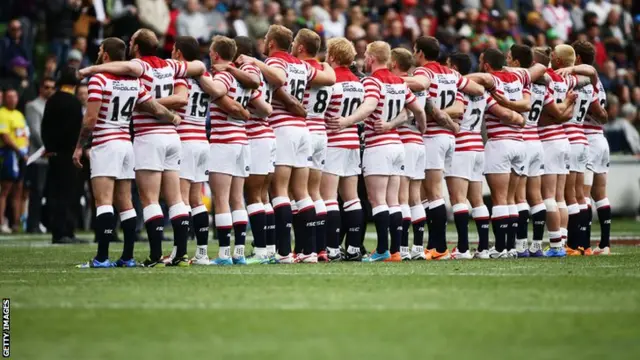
[
  {"x1": 295, "y1": 29, "x2": 321, "y2": 56},
  {"x1": 554, "y1": 44, "x2": 576, "y2": 67},
  {"x1": 390, "y1": 48, "x2": 414, "y2": 72},
  {"x1": 211, "y1": 35, "x2": 237, "y2": 61},
  {"x1": 266, "y1": 25, "x2": 293, "y2": 51},
  {"x1": 327, "y1": 37, "x2": 356, "y2": 66},
  {"x1": 366, "y1": 41, "x2": 391, "y2": 65}
]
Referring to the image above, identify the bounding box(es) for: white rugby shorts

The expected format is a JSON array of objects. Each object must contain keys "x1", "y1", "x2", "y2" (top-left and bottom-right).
[
  {"x1": 424, "y1": 135, "x2": 454, "y2": 171},
  {"x1": 446, "y1": 150, "x2": 484, "y2": 182},
  {"x1": 248, "y1": 137, "x2": 276, "y2": 175},
  {"x1": 309, "y1": 132, "x2": 327, "y2": 170},
  {"x1": 362, "y1": 143, "x2": 404, "y2": 177},
  {"x1": 90, "y1": 140, "x2": 134, "y2": 179},
  {"x1": 484, "y1": 140, "x2": 525, "y2": 175},
  {"x1": 274, "y1": 126, "x2": 311, "y2": 168},
  {"x1": 523, "y1": 140, "x2": 544, "y2": 177},
  {"x1": 133, "y1": 133, "x2": 181, "y2": 172},
  {"x1": 541, "y1": 139, "x2": 570, "y2": 175},
  {"x1": 323, "y1": 147, "x2": 361, "y2": 177},
  {"x1": 209, "y1": 143, "x2": 251, "y2": 178},
  {"x1": 403, "y1": 142, "x2": 425, "y2": 180},
  {"x1": 180, "y1": 141, "x2": 209, "y2": 182},
  {"x1": 568, "y1": 143, "x2": 588, "y2": 173},
  {"x1": 586, "y1": 135, "x2": 610, "y2": 174}
]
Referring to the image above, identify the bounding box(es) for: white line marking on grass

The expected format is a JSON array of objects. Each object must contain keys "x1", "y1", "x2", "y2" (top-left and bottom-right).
[{"x1": 10, "y1": 301, "x2": 639, "y2": 314}]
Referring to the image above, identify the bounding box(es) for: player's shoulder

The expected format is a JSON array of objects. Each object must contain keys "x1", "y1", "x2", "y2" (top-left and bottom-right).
[
  {"x1": 335, "y1": 67, "x2": 360, "y2": 84},
  {"x1": 303, "y1": 58, "x2": 323, "y2": 71}
]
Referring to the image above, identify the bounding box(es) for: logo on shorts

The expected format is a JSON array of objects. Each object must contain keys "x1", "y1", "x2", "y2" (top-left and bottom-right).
[
  {"x1": 245, "y1": 166, "x2": 250, "y2": 171},
  {"x1": 606, "y1": 162, "x2": 610, "y2": 167},
  {"x1": 321, "y1": 160, "x2": 325, "y2": 165},
  {"x1": 540, "y1": 164, "x2": 545, "y2": 170},
  {"x1": 307, "y1": 156, "x2": 313, "y2": 162},
  {"x1": 520, "y1": 166, "x2": 525, "y2": 172},
  {"x1": 565, "y1": 164, "x2": 570, "y2": 170},
  {"x1": 205, "y1": 170, "x2": 210, "y2": 175},
  {"x1": 401, "y1": 165, "x2": 405, "y2": 171},
  {"x1": 177, "y1": 160, "x2": 181, "y2": 165}
]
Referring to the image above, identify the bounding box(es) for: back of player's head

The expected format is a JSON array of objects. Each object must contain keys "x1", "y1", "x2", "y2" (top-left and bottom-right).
[
  {"x1": 295, "y1": 29, "x2": 321, "y2": 57},
  {"x1": 57, "y1": 65, "x2": 79, "y2": 87},
  {"x1": 415, "y1": 36, "x2": 440, "y2": 61},
  {"x1": 390, "y1": 47, "x2": 414, "y2": 73},
  {"x1": 266, "y1": 25, "x2": 293, "y2": 51},
  {"x1": 327, "y1": 37, "x2": 356, "y2": 66},
  {"x1": 133, "y1": 29, "x2": 159, "y2": 56},
  {"x1": 482, "y1": 48, "x2": 505, "y2": 71},
  {"x1": 509, "y1": 44, "x2": 533, "y2": 68},
  {"x1": 366, "y1": 41, "x2": 391, "y2": 65},
  {"x1": 174, "y1": 36, "x2": 200, "y2": 61},
  {"x1": 101, "y1": 37, "x2": 126, "y2": 62},
  {"x1": 448, "y1": 52, "x2": 472, "y2": 76},
  {"x1": 211, "y1": 35, "x2": 237, "y2": 61},
  {"x1": 234, "y1": 36, "x2": 255, "y2": 59},
  {"x1": 533, "y1": 46, "x2": 551, "y2": 66},
  {"x1": 553, "y1": 44, "x2": 576, "y2": 67},
  {"x1": 571, "y1": 40, "x2": 595, "y2": 66}
]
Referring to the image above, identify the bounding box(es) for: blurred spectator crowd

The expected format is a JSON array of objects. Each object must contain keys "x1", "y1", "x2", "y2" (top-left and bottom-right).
[{"x1": 0, "y1": 0, "x2": 639, "y2": 234}]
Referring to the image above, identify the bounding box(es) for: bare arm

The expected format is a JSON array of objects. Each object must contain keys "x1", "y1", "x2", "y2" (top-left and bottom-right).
[
  {"x1": 425, "y1": 99, "x2": 458, "y2": 133},
  {"x1": 465, "y1": 73, "x2": 494, "y2": 90},
  {"x1": 135, "y1": 98, "x2": 181, "y2": 124},
  {"x1": 557, "y1": 64, "x2": 599, "y2": 88},
  {"x1": 309, "y1": 63, "x2": 336, "y2": 87},
  {"x1": 273, "y1": 87, "x2": 307, "y2": 118},
  {"x1": 213, "y1": 96, "x2": 250, "y2": 120},
  {"x1": 327, "y1": 97, "x2": 377, "y2": 130},
  {"x1": 403, "y1": 75, "x2": 430, "y2": 92},
  {"x1": 213, "y1": 63, "x2": 260, "y2": 89},
  {"x1": 488, "y1": 104, "x2": 525, "y2": 127},
  {"x1": 74, "y1": 101, "x2": 100, "y2": 150},
  {"x1": 376, "y1": 109, "x2": 409, "y2": 133},
  {"x1": 199, "y1": 74, "x2": 227, "y2": 100},
  {"x1": 460, "y1": 78, "x2": 484, "y2": 96},
  {"x1": 156, "y1": 83, "x2": 188, "y2": 109},
  {"x1": 444, "y1": 99, "x2": 464, "y2": 119},
  {"x1": 237, "y1": 55, "x2": 285, "y2": 88},
  {"x1": 184, "y1": 60, "x2": 206, "y2": 77},
  {"x1": 407, "y1": 99, "x2": 427, "y2": 133},
  {"x1": 492, "y1": 92, "x2": 532, "y2": 113},
  {"x1": 588, "y1": 100, "x2": 608, "y2": 124},
  {"x1": 78, "y1": 60, "x2": 144, "y2": 78},
  {"x1": 249, "y1": 95, "x2": 273, "y2": 118}
]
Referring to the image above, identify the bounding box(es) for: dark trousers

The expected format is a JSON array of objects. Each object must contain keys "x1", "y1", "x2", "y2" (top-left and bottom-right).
[
  {"x1": 47, "y1": 155, "x2": 79, "y2": 241},
  {"x1": 26, "y1": 163, "x2": 48, "y2": 232}
]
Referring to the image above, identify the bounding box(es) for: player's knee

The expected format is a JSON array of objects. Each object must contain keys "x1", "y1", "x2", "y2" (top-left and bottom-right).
[{"x1": 544, "y1": 198, "x2": 558, "y2": 212}]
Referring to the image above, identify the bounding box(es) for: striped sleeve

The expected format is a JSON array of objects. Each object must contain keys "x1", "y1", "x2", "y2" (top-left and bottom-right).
[
  {"x1": 413, "y1": 66, "x2": 432, "y2": 81},
  {"x1": 362, "y1": 77, "x2": 381, "y2": 101},
  {"x1": 305, "y1": 61, "x2": 318, "y2": 83},
  {"x1": 565, "y1": 75, "x2": 577, "y2": 90},
  {"x1": 213, "y1": 72, "x2": 233, "y2": 92},
  {"x1": 174, "y1": 78, "x2": 188, "y2": 89},
  {"x1": 405, "y1": 84, "x2": 417, "y2": 105},
  {"x1": 513, "y1": 68, "x2": 531, "y2": 88},
  {"x1": 87, "y1": 75, "x2": 105, "y2": 102},
  {"x1": 136, "y1": 80, "x2": 152, "y2": 104},
  {"x1": 167, "y1": 59, "x2": 188, "y2": 78},
  {"x1": 523, "y1": 83, "x2": 531, "y2": 95},
  {"x1": 454, "y1": 70, "x2": 470, "y2": 91},
  {"x1": 240, "y1": 64, "x2": 260, "y2": 77},
  {"x1": 485, "y1": 94, "x2": 497, "y2": 111},
  {"x1": 324, "y1": 86, "x2": 342, "y2": 119},
  {"x1": 131, "y1": 59, "x2": 153, "y2": 88},
  {"x1": 250, "y1": 89, "x2": 261, "y2": 101},
  {"x1": 265, "y1": 57, "x2": 287, "y2": 72},
  {"x1": 543, "y1": 90, "x2": 554, "y2": 106},
  {"x1": 455, "y1": 91, "x2": 464, "y2": 102}
]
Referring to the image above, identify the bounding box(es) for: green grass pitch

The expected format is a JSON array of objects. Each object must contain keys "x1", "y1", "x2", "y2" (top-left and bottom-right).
[{"x1": 2, "y1": 231, "x2": 640, "y2": 359}]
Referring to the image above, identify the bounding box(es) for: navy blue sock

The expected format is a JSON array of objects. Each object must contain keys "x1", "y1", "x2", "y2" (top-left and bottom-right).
[{"x1": 373, "y1": 207, "x2": 390, "y2": 254}]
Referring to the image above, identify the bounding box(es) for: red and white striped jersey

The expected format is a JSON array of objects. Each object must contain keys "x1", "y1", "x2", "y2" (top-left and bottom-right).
[
  {"x1": 584, "y1": 79, "x2": 606, "y2": 136},
  {"x1": 398, "y1": 86, "x2": 428, "y2": 145},
  {"x1": 242, "y1": 63, "x2": 275, "y2": 140},
  {"x1": 324, "y1": 66, "x2": 363, "y2": 149},
  {"x1": 414, "y1": 62, "x2": 469, "y2": 137},
  {"x1": 522, "y1": 83, "x2": 553, "y2": 141},
  {"x1": 303, "y1": 58, "x2": 333, "y2": 134},
  {"x1": 130, "y1": 56, "x2": 187, "y2": 136},
  {"x1": 87, "y1": 73, "x2": 151, "y2": 146},
  {"x1": 209, "y1": 70, "x2": 257, "y2": 145},
  {"x1": 456, "y1": 92, "x2": 496, "y2": 152},
  {"x1": 265, "y1": 51, "x2": 317, "y2": 129},
  {"x1": 564, "y1": 82, "x2": 596, "y2": 145},
  {"x1": 485, "y1": 70, "x2": 530, "y2": 141},
  {"x1": 362, "y1": 68, "x2": 416, "y2": 148},
  {"x1": 538, "y1": 68, "x2": 576, "y2": 141},
  {"x1": 174, "y1": 72, "x2": 210, "y2": 143}
]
